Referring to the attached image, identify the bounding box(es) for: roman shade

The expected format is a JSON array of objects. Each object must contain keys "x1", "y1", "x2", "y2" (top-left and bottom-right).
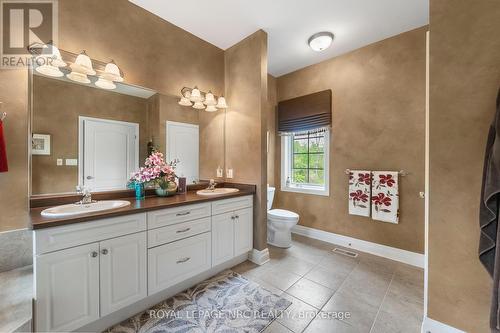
[{"x1": 278, "y1": 89, "x2": 332, "y2": 135}]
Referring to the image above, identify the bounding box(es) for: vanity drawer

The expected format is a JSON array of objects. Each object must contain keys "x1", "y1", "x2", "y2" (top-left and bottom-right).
[
  {"x1": 147, "y1": 217, "x2": 211, "y2": 248},
  {"x1": 211, "y1": 195, "x2": 253, "y2": 215},
  {"x1": 148, "y1": 232, "x2": 211, "y2": 295},
  {"x1": 34, "y1": 213, "x2": 147, "y2": 255},
  {"x1": 147, "y1": 203, "x2": 211, "y2": 229}
]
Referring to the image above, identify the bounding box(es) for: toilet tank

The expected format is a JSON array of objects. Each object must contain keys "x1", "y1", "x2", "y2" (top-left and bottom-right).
[{"x1": 267, "y1": 186, "x2": 275, "y2": 210}]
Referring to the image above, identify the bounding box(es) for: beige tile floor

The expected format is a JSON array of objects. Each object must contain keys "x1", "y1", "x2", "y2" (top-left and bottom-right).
[{"x1": 232, "y1": 234, "x2": 424, "y2": 333}]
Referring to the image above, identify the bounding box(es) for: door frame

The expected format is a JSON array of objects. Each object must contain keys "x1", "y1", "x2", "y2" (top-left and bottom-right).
[
  {"x1": 78, "y1": 116, "x2": 139, "y2": 189},
  {"x1": 165, "y1": 121, "x2": 199, "y2": 181}
]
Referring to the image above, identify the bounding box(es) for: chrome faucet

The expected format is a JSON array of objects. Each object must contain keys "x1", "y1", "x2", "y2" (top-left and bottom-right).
[
  {"x1": 76, "y1": 186, "x2": 95, "y2": 205},
  {"x1": 207, "y1": 179, "x2": 217, "y2": 191}
]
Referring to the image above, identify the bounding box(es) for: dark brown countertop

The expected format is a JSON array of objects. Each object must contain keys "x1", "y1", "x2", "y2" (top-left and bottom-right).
[{"x1": 30, "y1": 186, "x2": 255, "y2": 230}]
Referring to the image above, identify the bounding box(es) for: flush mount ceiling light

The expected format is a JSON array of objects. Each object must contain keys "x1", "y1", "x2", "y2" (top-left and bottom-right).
[{"x1": 308, "y1": 32, "x2": 334, "y2": 52}]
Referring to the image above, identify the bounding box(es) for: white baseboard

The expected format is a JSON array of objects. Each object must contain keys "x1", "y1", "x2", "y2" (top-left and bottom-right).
[
  {"x1": 421, "y1": 317, "x2": 466, "y2": 333},
  {"x1": 249, "y1": 248, "x2": 270, "y2": 265},
  {"x1": 292, "y1": 225, "x2": 424, "y2": 268}
]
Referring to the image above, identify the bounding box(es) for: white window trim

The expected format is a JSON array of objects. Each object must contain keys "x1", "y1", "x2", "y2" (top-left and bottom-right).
[{"x1": 280, "y1": 130, "x2": 330, "y2": 196}]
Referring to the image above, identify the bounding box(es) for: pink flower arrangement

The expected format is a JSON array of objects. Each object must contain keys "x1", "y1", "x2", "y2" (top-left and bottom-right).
[{"x1": 129, "y1": 151, "x2": 178, "y2": 189}]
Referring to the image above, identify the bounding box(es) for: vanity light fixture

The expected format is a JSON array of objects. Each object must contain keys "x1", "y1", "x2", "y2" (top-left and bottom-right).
[
  {"x1": 215, "y1": 96, "x2": 228, "y2": 109},
  {"x1": 308, "y1": 31, "x2": 334, "y2": 52},
  {"x1": 178, "y1": 90, "x2": 193, "y2": 106},
  {"x1": 192, "y1": 101, "x2": 206, "y2": 110},
  {"x1": 190, "y1": 87, "x2": 203, "y2": 103},
  {"x1": 178, "y1": 86, "x2": 228, "y2": 111},
  {"x1": 95, "y1": 77, "x2": 116, "y2": 90},
  {"x1": 34, "y1": 44, "x2": 67, "y2": 77},
  {"x1": 100, "y1": 60, "x2": 123, "y2": 82},
  {"x1": 204, "y1": 91, "x2": 216, "y2": 106},
  {"x1": 67, "y1": 50, "x2": 95, "y2": 84}
]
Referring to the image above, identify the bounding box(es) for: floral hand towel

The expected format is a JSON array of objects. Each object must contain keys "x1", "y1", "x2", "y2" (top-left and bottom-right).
[
  {"x1": 371, "y1": 171, "x2": 399, "y2": 223},
  {"x1": 348, "y1": 170, "x2": 371, "y2": 217}
]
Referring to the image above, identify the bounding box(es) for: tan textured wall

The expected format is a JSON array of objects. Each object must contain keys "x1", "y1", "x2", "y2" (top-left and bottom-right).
[
  {"x1": 428, "y1": 1, "x2": 500, "y2": 331},
  {"x1": 0, "y1": 69, "x2": 28, "y2": 232},
  {"x1": 275, "y1": 27, "x2": 426, "y2": 253},
  {"x1": 267, "y1": 75, "x2": 277, "y2": 186},
  {"x1": 0, "y1": 0, "x2": 225, "y2": 231},
  {"x1": 225, "y1": 30, "x2": 268, "y2": 250},
  {"x1": 31, "y1": 76, "x2": 149, "y2": 194}
]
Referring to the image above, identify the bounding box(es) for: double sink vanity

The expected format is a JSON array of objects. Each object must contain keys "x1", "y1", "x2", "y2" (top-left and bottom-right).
[{"x1": 29, "y1": 186, "x2": 255, "y2": 332}]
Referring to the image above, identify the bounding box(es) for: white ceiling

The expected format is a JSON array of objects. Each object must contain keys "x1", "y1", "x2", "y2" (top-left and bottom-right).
[{"x1": 130, "y1": 0, "x2": 428, "y2": 77}]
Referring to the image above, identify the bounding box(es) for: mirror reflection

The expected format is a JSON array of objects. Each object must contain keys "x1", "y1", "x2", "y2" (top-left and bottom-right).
[{"x1": 31, "y1": 71, "x2": 214, "y2": 195}]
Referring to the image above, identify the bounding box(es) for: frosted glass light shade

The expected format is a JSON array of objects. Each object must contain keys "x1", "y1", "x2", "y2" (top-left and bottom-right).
[
  {"x1": 178, "y1": 96, "x2": 192, "y2": 106},
  {"x1": 204, "y1": 91, "x2": 216, "y2": 106},
  {"x1": 205, "y1": 105, "x2": 217, "y2": 112},
  {"x1": 70, "y1": 51, "x2": 96, "y2": 75},
  {"x1": 190, "y1": 87, "x2": 203, "y2": 102},
  {"x1": 66, "y1": 71, "x2": 90, "y2": 84},
  {"x1": 35, "y1": 44, "x2": 67, "y2": 68},
  {"x1": 101, "y1": 61, "x2": 123, "y2": 82},
  {"x1": 216, "y1": 96, "x2": 228, "y2": 109},
  {"x1": 308, "y1": 32, "x2": 334, "y2": 52},
  {"x1": 35, "y1": 64, "x2": 64, "y2": 77},
  {"x1": 95, "y1": 78, "x2": 116, "y2": 90},
  {"x1": 192, "y1": 101, "x2": 205, "y2": 110}
]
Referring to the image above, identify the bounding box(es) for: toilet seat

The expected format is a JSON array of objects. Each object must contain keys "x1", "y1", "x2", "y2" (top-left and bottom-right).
[{"x1": 268, "y1": 209, "x2": 299, "y2": 222}]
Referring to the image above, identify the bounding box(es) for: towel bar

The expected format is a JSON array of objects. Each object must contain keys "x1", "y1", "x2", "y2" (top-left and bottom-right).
[{"x1": 344, "y1": 169, "x2": 409, "y2": 177}]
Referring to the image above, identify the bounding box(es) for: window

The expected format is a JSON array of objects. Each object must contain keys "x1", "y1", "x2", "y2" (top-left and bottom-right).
[{"x1": 281, "y1": 130, "x2": 329, "y2": 196}]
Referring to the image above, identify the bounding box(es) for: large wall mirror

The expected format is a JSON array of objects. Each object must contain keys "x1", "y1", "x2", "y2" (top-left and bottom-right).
[{"x1": 30, "y1": 57, "x2": 224, "y2": 196}]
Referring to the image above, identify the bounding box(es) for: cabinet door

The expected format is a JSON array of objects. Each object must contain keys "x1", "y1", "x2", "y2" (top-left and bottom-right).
[
  {"x1": 211, "y1": 212, "x2": 235, "y2": 266},
  {"x1": 35, "y1": 243, "x2": 99, "y2": 332},
  {"x1": 234, "y1": 207, "x2": 253, "y2": 256},
  {"x1": 100, "y1": 232, "x2": 147, "y2": 316}
]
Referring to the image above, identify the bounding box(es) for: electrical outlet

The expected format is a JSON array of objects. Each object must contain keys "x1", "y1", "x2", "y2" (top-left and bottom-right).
[
  {"x1": 226, "y1": 168, "x2": 233, "y2": 179},
  {"x1": 56, "y1": 159, "x2": 63, "y2": 166},
  {"x1": 65, "y1": 159, "x2": 78, "y2": 166}
]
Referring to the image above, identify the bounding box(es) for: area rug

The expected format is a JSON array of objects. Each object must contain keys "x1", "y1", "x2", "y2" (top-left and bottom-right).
[{"x1": 105, "y1": 270, "x2": 291, "y2": 333}]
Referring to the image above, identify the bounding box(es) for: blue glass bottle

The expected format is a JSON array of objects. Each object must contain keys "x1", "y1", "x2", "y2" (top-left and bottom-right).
[{"x1": 134, "y1": 182, "x2": 145, "y2": 200}]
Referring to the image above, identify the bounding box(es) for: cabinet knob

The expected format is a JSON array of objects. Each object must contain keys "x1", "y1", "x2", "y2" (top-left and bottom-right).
[
  {"x1": 235, "y1": 215, "x2": 239, "y2": 219},
  {"x1": 90, "y1": 251, "x2": 98, "y2": 258},
  {"x1": 101, "y1": 249, "x2": 109, "y2": 255}
]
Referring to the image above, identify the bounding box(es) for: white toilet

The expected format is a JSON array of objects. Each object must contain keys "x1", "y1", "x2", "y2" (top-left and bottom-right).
[{"x1": 267, "y1": 186, "x2": 300, "y2": 248}]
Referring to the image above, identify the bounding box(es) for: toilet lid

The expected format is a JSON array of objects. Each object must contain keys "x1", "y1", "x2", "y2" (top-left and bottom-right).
[{"x1": 268, "y1": 209, "x2": 299, "y2": 221}]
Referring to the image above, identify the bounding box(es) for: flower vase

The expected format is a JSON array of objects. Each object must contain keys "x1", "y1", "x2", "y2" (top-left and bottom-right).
[
  {"x1": 155, "y1": 182, "x2": 178, "y2": 197},
  {"x1": 134, "y1": 182, "x2": 145, "y2": 200}
]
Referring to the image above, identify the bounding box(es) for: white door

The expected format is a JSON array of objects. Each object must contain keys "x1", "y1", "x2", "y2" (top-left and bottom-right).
[
  {"x1": 212, "y1": 212, "x2": 235, "y2": 266},
  {"x1": 80, "y1": 117, "x2": 139, "y2": 191},
  {"x1": 35, "y1": 243, "x2": 100, "y2": 332},
  {"x1": 100, "y1": 232, "x2": 147, "y2": 316},
  {"x1": 234, "y1": 208, "x2": 253, "y2": 256},
  {"x1": 166, "y1": 121, "x2": 199, "y2": 183}
]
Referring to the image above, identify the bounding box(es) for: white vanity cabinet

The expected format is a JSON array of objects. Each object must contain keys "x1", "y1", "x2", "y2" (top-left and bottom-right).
[
  {"x1": 211, "y1": 196, "x2": 254, "y2": 266},
  {"x1": 33, "y1": 195, "x2": 254, "y2": 332},
  {"x1": 34, "y1": 214, "x2": 147, "y2": 332}
]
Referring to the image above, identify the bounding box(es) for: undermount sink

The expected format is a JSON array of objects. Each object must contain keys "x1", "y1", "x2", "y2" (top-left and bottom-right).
[
  {"x1": 41, "y1": 200, "x2": 131, "y2": 218},
  {"x1": 196, "y1": 188, "x2": 240, "y2": 196}
]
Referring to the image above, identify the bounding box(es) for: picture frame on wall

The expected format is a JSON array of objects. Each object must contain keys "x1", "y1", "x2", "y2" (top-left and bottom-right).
[{"x1": 32, "y1": 134, "x2": 51, "y2": 155}]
